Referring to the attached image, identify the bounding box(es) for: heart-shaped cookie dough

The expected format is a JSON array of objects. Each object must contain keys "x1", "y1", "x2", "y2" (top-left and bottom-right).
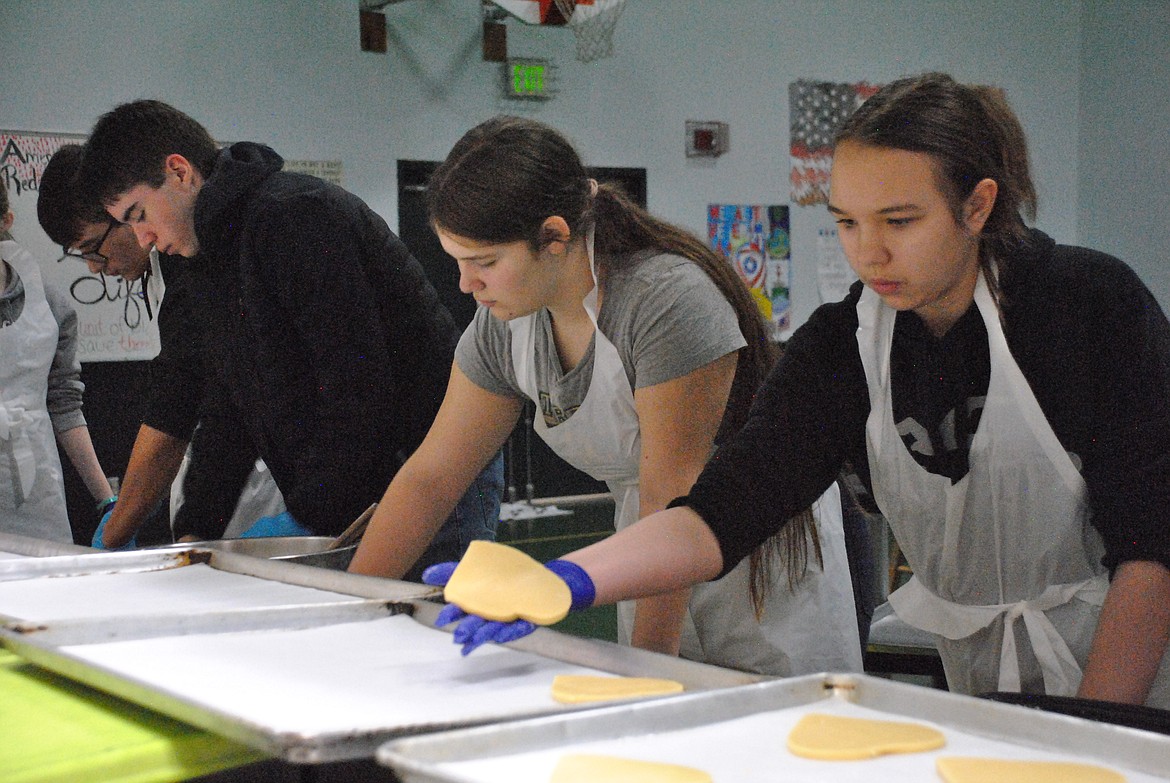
[
  {"x1": 551, "y1": 754, "x2": 711, "y2": 783},
  {"x1": 937, "y1": 757, "x2": 1125, "y2": 783},
  {"x1": 787, "y1": 712, "x2": 945, "y2": 760},
  {"x1": 443, "y1": 540, "x2": 571, "y2": 624},
  {"x1": 551, "y1": 674, "x2": 684, "y2": 704}
]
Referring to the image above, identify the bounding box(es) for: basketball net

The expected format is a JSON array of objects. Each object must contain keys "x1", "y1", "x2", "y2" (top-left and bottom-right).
[{"x1": 552, "y1": 0, "x2": 627, "y2": 62}]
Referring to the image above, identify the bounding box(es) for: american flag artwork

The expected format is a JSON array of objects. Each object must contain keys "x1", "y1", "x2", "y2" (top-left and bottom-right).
[{"x1": 789, "y1": 80, "x2": 880, "y2": 206}]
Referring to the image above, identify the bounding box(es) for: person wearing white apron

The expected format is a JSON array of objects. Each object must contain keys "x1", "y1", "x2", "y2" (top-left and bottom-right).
[
  {"x1": 862, "y1": 271, "x2": 1110, "y2": 696},
  {"x1": 352, "y1": 116, "x2": 864, "y2": 676},
  {"x1": 4, "y1": 179, "x2": 117, "y2": 541},
  {"x1": 0, "y1": 238, "x2": 76, "y2": 544},
  {"x1": 509, "y1": 234, "x2": 862, "y2": 676},
  {"x1": 421, "y1": 77, "x2": 1170, "y2": 708}
]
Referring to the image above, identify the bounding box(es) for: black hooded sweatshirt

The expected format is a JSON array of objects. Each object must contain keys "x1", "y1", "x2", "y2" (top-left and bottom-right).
[{"x1": 188, "y1": 142, "x2": 457, "y2": 536}]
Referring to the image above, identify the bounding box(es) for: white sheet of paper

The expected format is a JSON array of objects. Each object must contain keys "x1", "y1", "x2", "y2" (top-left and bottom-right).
[
  {"x1": 63, "y1": 614, "x2": 614, "y2": 734},
  {"x1": 816, "y1": 228, "x2": 857, "y2": 303},
  {"x1": 0, "y1": 563, "x2": 359, "y2": 620},
  {"x1": 437, "y1": 700, "x2": 1160, "y2": 783}
]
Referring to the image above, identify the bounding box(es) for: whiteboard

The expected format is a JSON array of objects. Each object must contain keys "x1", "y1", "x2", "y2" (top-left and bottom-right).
[{"x1": 1, "y1": 130, "x2": 161, "y2": 362}]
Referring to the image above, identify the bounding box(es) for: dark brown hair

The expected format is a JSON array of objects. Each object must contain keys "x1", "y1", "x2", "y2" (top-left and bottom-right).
[
  {"x1": 80, "y1": 99, "x2": 218, "y2": 208},
  {"x1": 38, "y1": 144, "x2": 110, "y2": 248},
  {"x1": 836, "y1": 72, "x2": 1038, "y2": 290}
]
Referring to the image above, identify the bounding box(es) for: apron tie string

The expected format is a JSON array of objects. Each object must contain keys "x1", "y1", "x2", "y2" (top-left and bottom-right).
[
  {"x1": 0, "y1": 403, "x2": 38, "y2": 501},
  {"x1": 890, "y1": 575, "x2": 1107, "y2": 695}
]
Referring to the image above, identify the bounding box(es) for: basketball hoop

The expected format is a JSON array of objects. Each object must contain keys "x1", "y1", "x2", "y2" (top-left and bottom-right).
[{"x1": 552, "y1": 0, "x2": 627, "y2": 62}]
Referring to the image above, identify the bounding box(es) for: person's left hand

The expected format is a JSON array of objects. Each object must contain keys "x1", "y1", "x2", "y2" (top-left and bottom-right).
[
  {"x1": 421, "y1": 558, "x2": 595, "y2": 655},
  {"x1": 92, "y1": 499, "x2": 136, "y2": 551},
  {"x1": 239, "y1": 511, "x2": 312, "y2": 538}
]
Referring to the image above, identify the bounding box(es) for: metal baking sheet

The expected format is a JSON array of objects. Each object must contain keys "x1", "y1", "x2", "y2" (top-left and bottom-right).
[
  {"x1": 0, "y1": 530, "x2": 93, "y2": 558},
  {"x1": 378, "y1": 673, "x2": 1170, "y2": 782},
  {"x1": 1, "y1": 599, "x2": 761, "y2": 763},
  {"x1": 0, "y1": 547, "x2": 434, "y2": 622}
]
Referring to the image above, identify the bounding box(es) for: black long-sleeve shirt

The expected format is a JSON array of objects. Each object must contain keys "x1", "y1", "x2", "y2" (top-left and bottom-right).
[
  {"x1": 684, "y1": 230, "x2": 1170, "y2": 577},
  {"x1": 145, "y1": 254, "x2": 256, "y2": 538}
]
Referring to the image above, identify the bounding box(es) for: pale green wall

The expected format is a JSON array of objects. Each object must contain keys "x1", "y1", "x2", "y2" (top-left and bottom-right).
[
  {"x1": 1078, "y1": 0, "x2": 1170, "y2": 311},
  {"x1": 2, "y1": 0, "x2": 1120, "y2": 329}
]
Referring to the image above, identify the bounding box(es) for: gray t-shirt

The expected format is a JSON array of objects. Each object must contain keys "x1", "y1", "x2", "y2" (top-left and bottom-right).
[{"x1": 456, "y1": 251, "x2": 746, "y2": 428}]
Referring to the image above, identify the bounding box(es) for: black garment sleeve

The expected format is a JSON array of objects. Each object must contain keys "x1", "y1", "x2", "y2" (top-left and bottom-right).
[
  {"x1": 1031, "y1": 250, "x2": 1170, "y2": 573},
  {"x1": 683, "y1": 295, "x2": 873, "y2": 577},
  {"x1": 170, "y1": 371, "x2": 259, "y2": 541},
  {"x1": 143, "y1": 260, "x2": 206, "y2": 440}
]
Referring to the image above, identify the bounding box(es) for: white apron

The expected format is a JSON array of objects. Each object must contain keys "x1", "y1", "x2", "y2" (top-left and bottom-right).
[
  {"x1": 510, "y1": 233, "x2": 861, "y2": 676},
  {"x1": 144, "y1": 247, "x2": 166, "y2": 320},
  {"x1": 862, "y1": 271, "x2": 1170, "y2": 705},
  {"x1": 0, "y1": 240, "x2": 72, "y2": 543},
  {"x1": 170, "y1": 452, "x2": 286, "y2": 539}
]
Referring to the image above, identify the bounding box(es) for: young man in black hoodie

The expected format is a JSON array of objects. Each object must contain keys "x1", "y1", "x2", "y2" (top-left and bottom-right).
[
  {"x1": 38, "y1": 143, "x2": 280, "y2": 549},
  {"x1": 78, "y1": 100, "x2": 503, "y2": 579}
]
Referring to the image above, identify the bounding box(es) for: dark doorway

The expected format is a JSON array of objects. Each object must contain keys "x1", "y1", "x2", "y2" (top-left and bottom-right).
[{"x1": 397, "y1": 161, "x2": 648, "y2": 501}]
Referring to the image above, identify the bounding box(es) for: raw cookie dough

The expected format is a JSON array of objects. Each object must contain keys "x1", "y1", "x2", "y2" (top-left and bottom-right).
[
  {"x1": 936, "y1": 756, "x2": 1126, "y2": 782},
  {"x1": 787, "y1": 712, "x2": 945, "y2": 760},
  {"x1": 444, "y1": 541, "x2": 571, "y2": 624},
  {"x1": 551, "y1": 674, "x2": 684, "y2": 704},
  {"x1": 550, "y1": 754, "x2": 712, "y2": 782}
]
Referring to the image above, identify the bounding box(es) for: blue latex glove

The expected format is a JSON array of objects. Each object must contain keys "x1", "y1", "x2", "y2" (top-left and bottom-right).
[
  {"x1": 422, "y1": 557, "x2": 596, "y2": 656},
  {"x1": 239, "y1": 511, "x2": 312, "y2": 538},
  {"x1": 92, "y1": 501, "x2": 136, "y2": 551}
]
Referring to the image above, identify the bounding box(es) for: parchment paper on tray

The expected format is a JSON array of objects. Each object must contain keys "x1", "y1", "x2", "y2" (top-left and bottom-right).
[
  {"x1": 0, "y1": 547, "x2": 434, "y2": 622},
  {"x1": 2, "y1": 603, "x2": 750, "y2": 763},
  {"x1": 0, "y1": 545, "x2": 756, "y2": 763},
  {"x1": 378, "y1": 674, "x2": 1170, "y2": 783},
  {"x1": 0, "y1": 561, "x2": 366, "y2": 621},
  {"x1": 62, "y1": 615, "x2": 616, "y2": 733}
]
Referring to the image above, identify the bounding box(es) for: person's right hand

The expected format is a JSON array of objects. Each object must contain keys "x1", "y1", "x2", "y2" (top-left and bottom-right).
[
  {"x1": 421, "y1": 557, "x2": 595, "y2": 656},
  {"x1": 92, "y1": 503, "x2": 136, "y2": 551}
]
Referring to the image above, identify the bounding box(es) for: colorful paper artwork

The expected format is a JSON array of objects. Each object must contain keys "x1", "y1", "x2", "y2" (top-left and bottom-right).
[
  {"x1": 789, "y1": 80, "x2": 880, "y2": 206},
  {"x1": 708, "y1": 205, "x2": 791, "y2": 339}
]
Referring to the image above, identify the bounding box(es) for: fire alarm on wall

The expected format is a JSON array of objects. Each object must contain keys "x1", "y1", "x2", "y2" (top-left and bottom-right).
[{"x1": 686, "y1": 120, "x2": 729, "y2": 157}]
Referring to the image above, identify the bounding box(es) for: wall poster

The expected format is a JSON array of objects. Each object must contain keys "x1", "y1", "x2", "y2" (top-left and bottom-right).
[
  {"x1": 789, "y1": 80, "x2": 880, "y2": 206},
  {"x1": 284, "y1": 159, "x2": 343, "y2": 187},
  {"x1": 816, "y1": 226, "x2": 858, "y2": 303},
  {"x1": 708, "y1": 204, "x2": 791, "y2": 339}
]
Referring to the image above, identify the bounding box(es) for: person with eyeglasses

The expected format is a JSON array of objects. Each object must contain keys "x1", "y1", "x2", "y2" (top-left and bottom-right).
[
  {"x1": 1, "y1": 180, "x2": 114, "y2": 543},
  {"x1": 38, "y1": 144, "x2": 285, "y2": 550}
]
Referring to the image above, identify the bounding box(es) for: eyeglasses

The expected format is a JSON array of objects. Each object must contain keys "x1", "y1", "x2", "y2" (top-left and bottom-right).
[{"x1": 59, "y1": 218, "x2": 118, "y2": 268}]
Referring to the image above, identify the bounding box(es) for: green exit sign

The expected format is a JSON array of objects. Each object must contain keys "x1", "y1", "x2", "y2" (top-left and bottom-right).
[{"x1": 505, "y1": 58, "x2": 553, "y2": 100}]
